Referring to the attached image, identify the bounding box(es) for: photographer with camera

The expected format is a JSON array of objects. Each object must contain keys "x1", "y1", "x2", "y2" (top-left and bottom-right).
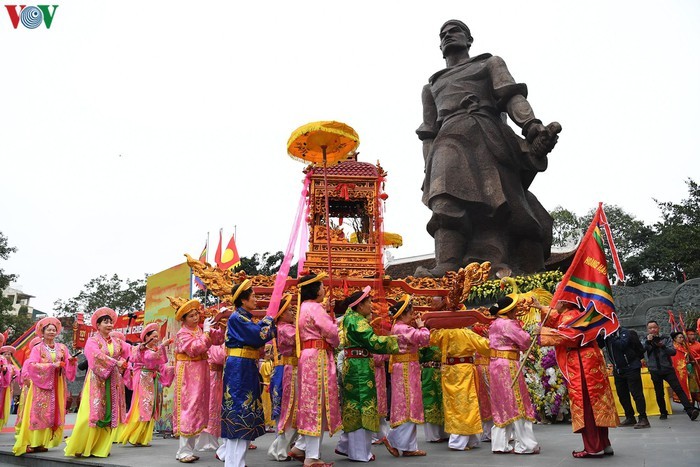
[{"x1": 644, "y1": 320, "x2": 699, "y2": 421}]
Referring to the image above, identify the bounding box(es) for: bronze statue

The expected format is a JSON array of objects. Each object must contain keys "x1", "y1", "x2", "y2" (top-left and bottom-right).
[{"x1": 416, "y1": 19, "x2": 561, "y2": 278}]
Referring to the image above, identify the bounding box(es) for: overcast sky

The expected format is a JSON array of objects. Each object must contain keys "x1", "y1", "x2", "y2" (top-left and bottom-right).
[{"x1": 2, "y1": 0, "x2": 699, "y2": 314}]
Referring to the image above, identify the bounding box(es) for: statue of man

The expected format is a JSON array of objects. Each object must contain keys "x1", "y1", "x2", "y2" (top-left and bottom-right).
[{"x1": 416, "y1": 19, "x2": 560, "y2": 278}]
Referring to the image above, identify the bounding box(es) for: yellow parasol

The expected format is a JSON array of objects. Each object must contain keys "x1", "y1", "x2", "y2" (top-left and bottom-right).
[
  {"x1": 287, "y1": 121, "x2": 359, "y2": 165},
  {"x1": 287, "y1": 121, "x2": 360, "y2": 308}
]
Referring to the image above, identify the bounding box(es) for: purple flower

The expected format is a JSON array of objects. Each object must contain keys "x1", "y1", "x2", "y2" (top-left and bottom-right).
[
  {"x1": 541, "y1": 375, "x2": 551, "y2": 391},
  {"x1": 551, "y1": 392, "x2": 562, "y2": 416},
  {"x1": 541, "y1": 349, "x2": 557, "y2": 369}
]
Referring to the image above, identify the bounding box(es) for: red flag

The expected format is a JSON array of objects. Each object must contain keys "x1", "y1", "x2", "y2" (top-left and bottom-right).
[
  {"x1": 552, "y1": 204, "x2": 619, "y2": 344},
  {"x1": 215, "y1": 230, "x2": 241, "y2": 271},
  {"x1": 668, "y1": 310, "x2": 681, "y2": 333},
  {"x1": 9, "y1": 325, "x2": 37, "y2": 367}
]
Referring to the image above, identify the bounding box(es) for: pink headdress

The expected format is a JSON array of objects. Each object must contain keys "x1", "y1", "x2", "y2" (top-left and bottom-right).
[
  {"x1": 140, "y1": 322, "x2": 161, "y2": 343},
  {"x1": 348, "y1": 286, "x2": 372, "y2": 309},
  {"x1": 36, "y1": 317, "x2": 62, "y2": 337},
  {"x1": 91, "y1": 307, "x2": 117, "y2": 330}
]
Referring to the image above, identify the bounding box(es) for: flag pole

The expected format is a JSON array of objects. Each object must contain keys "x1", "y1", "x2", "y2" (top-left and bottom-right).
[
  {"x1": 204, "y1": 232, "x2": 210, "y2": 306},
  {"x1": 511, "y1": 304, "x2": 555, "y2": 388}
]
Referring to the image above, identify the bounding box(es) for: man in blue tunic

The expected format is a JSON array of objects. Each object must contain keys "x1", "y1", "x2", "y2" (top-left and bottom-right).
[{"x1": 220, "y1": 279, "x2": 276, "y2": 467}]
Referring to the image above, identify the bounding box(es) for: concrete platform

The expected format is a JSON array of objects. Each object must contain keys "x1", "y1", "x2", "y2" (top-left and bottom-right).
[{"x1": 0, "y1": 408, "x2": 698, "y2": 467}]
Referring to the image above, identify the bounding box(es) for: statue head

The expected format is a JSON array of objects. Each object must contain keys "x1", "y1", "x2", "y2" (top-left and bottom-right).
[{"x1": 440, "y1": 19, "x2": 473, "y2": 58}]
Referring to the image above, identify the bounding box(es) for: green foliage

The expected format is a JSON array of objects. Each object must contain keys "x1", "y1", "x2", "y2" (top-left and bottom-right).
[
  {"x1": 0, "y1": 232, "x2": 18, "y2": 314},
  {"x1": 550, "y1": 206, "x2": 583, "y2": 248},
  {"x1": 0, "y1": 232, "x2": 31, "y2": 338},
  {"x1": 0, "y1": 313, "x2": 34, "y2": 341},
  {"x1": 466, "y1": 271, "x2": 563, "y2": 303},
  {"x1": 641, "y1": 179, "x2": 700, "y2": 282},
  {"x1": 582, "y1": 204, "x2": 654, "y2": 285},
  {"x1": 549, "y1": 179, "x2": 700, "y2": 285},
  {"x1": 53, "y1": 273, "x2": 147, "y2": 317},
  {"x1": 193, "y1": 288, "x2": 219, "y2": 307},
  {"x1": 234, "y1": 251, "x2": 297, "y2": 277}
]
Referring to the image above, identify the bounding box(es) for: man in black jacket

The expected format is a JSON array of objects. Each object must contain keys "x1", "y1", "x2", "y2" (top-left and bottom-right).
[
  {"x1": 599, "y1": 327, "x2": 650, "y2": 428},
  {"x1": 644, "y1": 320, "x2": 699, "y2": 421}
]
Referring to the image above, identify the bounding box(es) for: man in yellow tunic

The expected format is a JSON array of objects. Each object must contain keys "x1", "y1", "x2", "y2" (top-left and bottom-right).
[
  {"x1": 260, "y1": 344, "x2": 275, "y2": 431},
  {"x1": 429, "y1": 327, "x2": 490, "y2": 451}
]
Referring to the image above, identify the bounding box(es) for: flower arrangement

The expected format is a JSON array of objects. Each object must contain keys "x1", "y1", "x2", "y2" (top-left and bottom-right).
[
  {"x1": 466, "y1": 271, "x2": 563, "y2": 303},
  {"x1": 523, "y1": 322, "x2": 569, "y2": 421}
]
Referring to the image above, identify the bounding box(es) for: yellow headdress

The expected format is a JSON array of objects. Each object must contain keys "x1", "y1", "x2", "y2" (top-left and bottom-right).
[
  {"x1": 298, "y1": 271, "x2": 328, "y2": 288},
  {"x1": 231, "y1": 279, "x2": 253, "y2": 305},
  {"x1": 175, "y1": 299, "x2": 201, "y2": 321},
  {"x1": 274, "y1": 294, "x2": 293, "y2": 321},
  {"x1": 390, "y1": 294, "x2": 412, "y2": 321},
  {"x1": 490, "y1": 293, "x2": 518, "y2": 316}
]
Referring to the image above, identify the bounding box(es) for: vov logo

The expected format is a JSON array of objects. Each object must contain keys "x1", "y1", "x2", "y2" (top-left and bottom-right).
[{"x1": 5, "y1": 5, "x2": 58, "y2": 29}]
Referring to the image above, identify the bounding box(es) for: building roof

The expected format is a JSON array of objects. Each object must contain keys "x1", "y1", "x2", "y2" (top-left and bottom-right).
[
  {"x1": 384, "y1": 249, "x2": 578, "y2": 279},
  {"x1": 2, "y1": 286, "x2": 34, "y2": 299},
  {"x1": 386, "y1": 257, "x2": 436, "y2": 279}
]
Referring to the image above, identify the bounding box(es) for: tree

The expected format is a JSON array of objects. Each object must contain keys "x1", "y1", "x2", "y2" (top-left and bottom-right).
[
  {"x1": 550, "y1": 206, "x2": 584, "y2": 248},
  {"x1": 0, "y1": 232, "x2": 31, "y2": 337},
  {"x1": 581, "y1": 204, "x2": 654, "y2": 286},
  {"x1": 234, "y1": 251, "x2": 297, "y2": 277},
  {"x1": 193, "y1": 288, "x2": 219, "y2": 307},
  {"x1": 53, "y1": 273, "x2": 147, "y2": 318},
  {"x1": 0, "y1": 232, "x2": 17, "y2": 314},
  {"x1": 1, "y1": 312, "x2": 34, "y2": 341},
  {"x1": 636, "y1": 179, "x2": 700, "y2": 282}
]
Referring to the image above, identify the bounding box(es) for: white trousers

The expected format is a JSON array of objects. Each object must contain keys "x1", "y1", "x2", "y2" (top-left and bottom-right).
[
  {"x1": 223, "y1": 438, "x2": 249, "y2": 467},
  {"x1": 195, "y1": 431, "x2": 222, "y2": 451},
  {"x1": 176, "y1": 435, "x2": 197, "y2": 460},
  {"x1": 336, "y1": 429, "x2": 373, "y2": 461},
  {"x1": 448, "y1": 433, "x2": 481, "y2": 450},
  {"x1": 423, "y1": 422, "x2": 447, "y2": 442},
  {"x1": 216, "y1": 443, "x2": 226, "y2": 462},
  {"x1": 303, "y1": 434, "x2": 324, "y2": 460},
  {"x1": 294, "y1": 434, "x2": 307, "y2": 452},
  {"x1": 481, "y1": 419, "x2": 494, "y2": 441},
  {"x1": 491, "y1": 419, "x2": 539, "y2": 453},
  {"x1": 268, "y1": 429, "x2": 297, "y2": 461},
  {"x1": 387, "y1": 422, "x2": 417, "y2": 452},
  {"x1": 371, "y1": 418, "x2": 390, "y2": 442}
]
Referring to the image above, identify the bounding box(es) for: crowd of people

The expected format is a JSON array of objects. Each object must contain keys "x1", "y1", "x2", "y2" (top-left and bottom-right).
[{"x1": 0, "y1": 276, "x2": 698, "y2": 466}]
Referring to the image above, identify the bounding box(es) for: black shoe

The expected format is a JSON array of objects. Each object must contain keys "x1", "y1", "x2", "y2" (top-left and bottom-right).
[
  {"x1": 689, "y1": 409, "x2": 699, "y2": 421},
  {"x1": 634, "y1": 417, "x2": 650, "y2": 429},
  {"x1": 619, "y1": 417, "x2": 637, "y2": 426},
  {"x1": 659, "y1": 413, "x2": 668, "y2": 420}
]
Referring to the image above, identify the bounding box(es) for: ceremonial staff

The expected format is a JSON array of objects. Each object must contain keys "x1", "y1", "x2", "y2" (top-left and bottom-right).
[{"x1": 511, "y1": 301, "x2": 554, "y2": 388}]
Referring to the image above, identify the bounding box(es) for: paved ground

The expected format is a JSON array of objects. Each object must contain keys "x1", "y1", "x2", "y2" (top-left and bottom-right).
[{"x1": 0, "y1": 406, "x2": 698, "y2": 467}]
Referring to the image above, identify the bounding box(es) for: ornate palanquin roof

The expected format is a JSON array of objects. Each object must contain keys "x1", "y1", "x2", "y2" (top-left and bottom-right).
[
  {"x1": 319, "y1": 160, "x2": 379, "y2": 178},
  {"x1": 305, "y1": 152, "x2": 385, "y2": 179}
]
